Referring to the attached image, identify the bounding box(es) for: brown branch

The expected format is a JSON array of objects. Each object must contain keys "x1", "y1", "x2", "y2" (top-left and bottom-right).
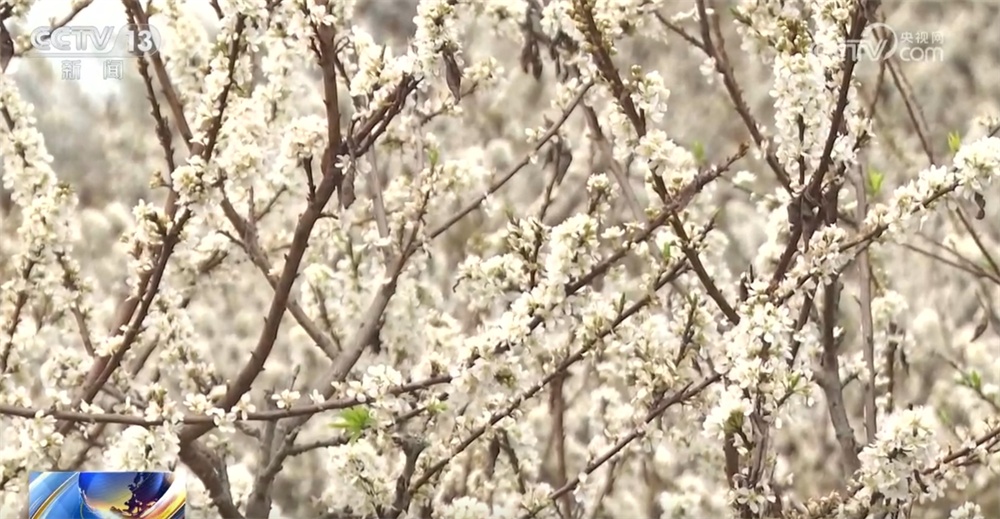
[
  {"x1": 815, "y1": 273, "x2": 861, "y2": 480},
  {"x1": 952, "y1": 207, "x2": 1000, "y2": 279},
  {"x1": 0, "y1": 375, "x2": 451, "y2": 425},
  {"x1": 694, "y1": 0, "x2": 790, "y2": 189},
  {"x1": 653, "y1": 11, "x2": 706, "y2": 52},
  {"x1": 180, "y1": 441, "x2": 245, "y2": 519},
  {"x1": 0, "y1": 257, "x2": 35, "y2": 372},
  {"x1": 669, "y1": 213, "x2": 740, "y2": 323},
  {"x1": 549, "y1": 372, "x2": 572, "y2": 518},
  {"x1": 67, "y1": 9, "x2": 249, "y2": 439},
  {"x1": 177, "y1": 11, "x2": 352, "y2": 446},
  {"x1": 769, "y1": 5, "x2": 871, "y2": 290},
  {"x1": 885, "y1": 57, "x2": 935, "y2": 165},
  {"x1": 898, "y1": 242, "x2": 1000, "y2": 285},
  {"x1": 122, "y1": 0, "x2": 194, "y2": 148},
  {"x1": 131, "y1": 23, "x2": 177, "y2": 174},
  {"x1": 66, "y1": 210, "x2": 193, "y2": 434}
]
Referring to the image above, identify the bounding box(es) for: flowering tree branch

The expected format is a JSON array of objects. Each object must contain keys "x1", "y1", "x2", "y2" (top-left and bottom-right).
[{"x1": 1, "y1": 0, "x2": 999, "y2": 517}]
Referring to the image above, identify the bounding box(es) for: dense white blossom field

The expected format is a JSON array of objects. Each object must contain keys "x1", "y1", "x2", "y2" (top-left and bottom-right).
[{"x1": 1, "y1": 0, "x2": 999, "y2": 517}]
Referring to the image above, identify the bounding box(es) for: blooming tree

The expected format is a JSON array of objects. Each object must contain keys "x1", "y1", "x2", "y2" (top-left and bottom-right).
[{"x1": 0, "y1": 0, "x2": 998, "y2": 518}]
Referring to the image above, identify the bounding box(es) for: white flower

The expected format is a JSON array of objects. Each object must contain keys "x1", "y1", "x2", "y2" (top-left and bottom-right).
[
  {"x1": 704, "y1": 386, "x2": 753, "y2": 440},
  {"x1": 857, "y1": 407, "x2": 940, "y2": 502},
  {"x1": 361, "y1": 365, "x2": 404, "y2": 398},
  {"x1": 321, "y1": 439, "x2": 395, "y2": 515},
  {"x1": 185, "y1": 394, "x2": 215, "y2": 415},
  {"x1": 436, "y1": 496, "x2": 492, "y2": 519},
  {"x1": 733, "y1": 170, "x2": 757, "y2": 187},
  {"x1": 104, "y1": 426, "x2": 180, "y2": 471},
  {"x1": 950, "y1": 502, "x2": 984, "y2": 519},
  {"x1": 272, "y1": 389, "x2": 301, "y2": 410},
  {"x1": 233, "y1": 393, "x2": 256, "y2": 420}
]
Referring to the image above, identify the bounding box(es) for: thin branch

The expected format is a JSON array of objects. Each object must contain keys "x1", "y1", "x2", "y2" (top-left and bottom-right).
[
  {"x1": 218, "y1": 198, "x2": 340, "y2": 362},
  {"x1": 426, "y1": 80, "x2": 594, "y2": 239},
  {"x1": 521, "y1": 373, "x2": 722, "y2": 519},
  {"x1": 669, "y1": 213, "x2": 740, "y2": 323},
  {"x1": 854, "y1": 171, "x2": 878, "y2": 445},
  {"x1": 0, "y1": 375, "x2": 452, "y2": 425}
]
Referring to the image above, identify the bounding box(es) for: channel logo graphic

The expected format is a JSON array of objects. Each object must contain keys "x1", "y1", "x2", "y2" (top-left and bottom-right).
[{"x1": 28, "y1": 471, "x2": 185, "y2": 518}]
